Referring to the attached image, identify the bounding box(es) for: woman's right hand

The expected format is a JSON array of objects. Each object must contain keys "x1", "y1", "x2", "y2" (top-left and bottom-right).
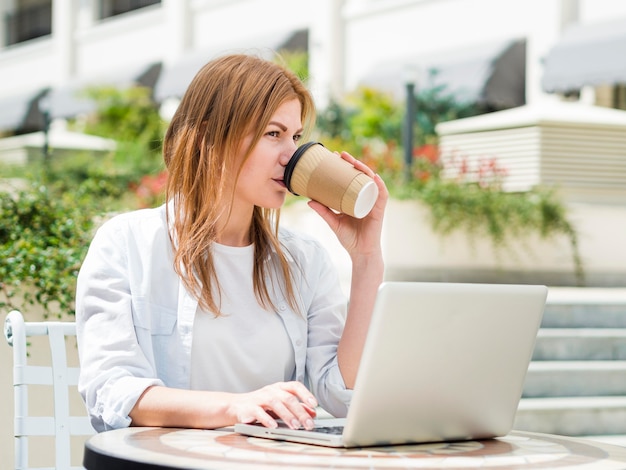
[
  {"x1": 229, "y1": 381, "x2": 318, "y2": 430},
  {"x1": 129, "y1": 383, "x2": 318, "y2": 430}
]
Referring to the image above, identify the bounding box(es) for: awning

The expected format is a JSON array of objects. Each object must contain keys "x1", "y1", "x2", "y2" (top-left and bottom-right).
[
  {"x1": 0, "y1": 88, "x2": 49, "y2": 134},
  {"x1": 154, "y1": 29, "x2": 308, "y2": 102},
  {"x1": 360, "y1": 38, "x2": 526, "y2": 110},
  {"x1": 542, "y1": 18, "x2": 626, "y2": 93},
  {"x1": 47, "y1": 61, "x2": 162, "y2": 119}
]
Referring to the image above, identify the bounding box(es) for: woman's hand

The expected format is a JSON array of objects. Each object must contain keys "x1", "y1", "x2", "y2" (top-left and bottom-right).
[
  {"x1": 308, "y1": 151, "x2": 388, "y2": 388},
  {"x1": 307, "y1": 151, "x2": 388, "y2": 260},
  {"x1": 129, "y1": 382, "x2": 317, "y2": 430},
  {"x1": 228, "y1": 381, "x2": 318, "y2": 430}
]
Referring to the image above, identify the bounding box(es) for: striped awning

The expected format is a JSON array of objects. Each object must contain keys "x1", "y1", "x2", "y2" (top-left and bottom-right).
[
  {"x1": 360, "y1": 38, "x2": 526, "y2": 110},
  {"x1": 47, "y1": 62, "x2": 162, "y2": 119},
  {"x1": 542, "y1": 18, "x2": 626, "y2": 93},
  {"x1": 0, "y1": 88, "x2": 49, "y2": 133}
]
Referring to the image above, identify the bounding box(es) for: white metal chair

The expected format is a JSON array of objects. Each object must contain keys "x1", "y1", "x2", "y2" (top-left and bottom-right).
[{"x1": 4, "y1": 310, "x2": 95, "y2": 470}]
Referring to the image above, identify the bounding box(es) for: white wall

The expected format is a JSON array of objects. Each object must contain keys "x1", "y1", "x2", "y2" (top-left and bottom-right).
[
  {"x1": 74, "y1": 7, "x2": 165, "y2": 77},
  {"x1": 190, "y1": 0, "x2": 311, "y2": 48},
  {"x1": 580, "y1": 0, "x2": 626, "y2": 22},
  {"x1": 0, "y1": 41, "x2": 55, "y2": 92}
]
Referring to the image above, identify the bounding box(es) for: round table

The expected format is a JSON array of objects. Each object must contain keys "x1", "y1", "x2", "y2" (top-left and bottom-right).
[{"x1": 83, "y1": 427, "x2": 626, "y2": 469}]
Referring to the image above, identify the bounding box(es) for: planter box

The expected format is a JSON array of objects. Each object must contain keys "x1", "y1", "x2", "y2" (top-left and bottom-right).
[
  {"x1": 383, "y1": 198, "x2": 626, "y2": 287},
  {"x1": 282, "y1": 198, "x2": 626, "y2": 290}
]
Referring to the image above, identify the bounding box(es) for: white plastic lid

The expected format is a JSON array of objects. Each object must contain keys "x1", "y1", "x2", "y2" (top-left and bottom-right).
[{"x1": 353, "y1": 181, "x2": 379, "y2": 218}]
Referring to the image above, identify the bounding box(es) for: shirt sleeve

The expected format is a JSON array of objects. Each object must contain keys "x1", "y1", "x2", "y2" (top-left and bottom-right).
[
  {"x1": 300, "y1": 239, "x2": 353, "y2": 417},
  {"x1": 75, "y1": 217, "x2": 163, "y2": 432}
]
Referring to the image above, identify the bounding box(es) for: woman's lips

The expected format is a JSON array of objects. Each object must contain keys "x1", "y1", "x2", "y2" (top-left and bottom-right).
[{"x1": 274, "y1": 178, "x2": 287, "y2": 189}]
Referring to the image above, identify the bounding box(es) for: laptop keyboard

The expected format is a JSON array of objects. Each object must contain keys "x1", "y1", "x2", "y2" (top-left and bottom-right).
[{"x1": 312, "y1": 425, "x2": 344, "y2": 435}]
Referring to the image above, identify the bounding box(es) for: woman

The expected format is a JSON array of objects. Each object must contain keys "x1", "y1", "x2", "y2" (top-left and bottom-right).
[{"x1": 76, "y1": 53, "x2": 388, "y2": 433}]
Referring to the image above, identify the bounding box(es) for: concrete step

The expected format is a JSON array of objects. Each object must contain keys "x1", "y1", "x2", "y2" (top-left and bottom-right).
[
  {"x1": 523, "y1": 361, "x2": 626, "y2": 397},
  {"x1": 532, "y1": 329, "x2": 626, "y2": 360},
  {"x1": 516, "y1": 288, "x2": 626, "y2": 439},
  {"x1": 543, "y1": 288, "x2": 626, "y2": 328},
  {"x1": 515, "y1": 396, "x2": 626, "y2": 436}
]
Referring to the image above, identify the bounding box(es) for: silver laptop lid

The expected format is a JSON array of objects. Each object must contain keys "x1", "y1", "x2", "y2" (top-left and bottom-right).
[{"x1": 341, "y1": 281, "x2": 547, "y2": 447}]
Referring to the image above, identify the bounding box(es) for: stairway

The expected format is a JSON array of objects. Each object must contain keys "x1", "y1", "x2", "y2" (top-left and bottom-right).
[{"x1": 514, "y1": 287, "x2": 626, "y2": 445}]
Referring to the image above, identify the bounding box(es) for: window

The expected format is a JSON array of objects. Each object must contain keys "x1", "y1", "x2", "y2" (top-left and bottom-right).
[
  {"x1": 595, "y1": 84, "x2": 626, "y2": 111},
  {"x1": 5, "y1": 0, "x2": 52, "y2": 46},
  {"x1": 614, "y1": 84, "x2": 626, "y2": 111},
  {"x1": 100, "y1": 0, "x2": 161, "y2": 19}
]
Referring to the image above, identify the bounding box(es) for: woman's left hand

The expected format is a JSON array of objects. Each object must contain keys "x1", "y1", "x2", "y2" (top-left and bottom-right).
[{"x1": 308, "y1": 151, "x2": 388, "y2": 259}]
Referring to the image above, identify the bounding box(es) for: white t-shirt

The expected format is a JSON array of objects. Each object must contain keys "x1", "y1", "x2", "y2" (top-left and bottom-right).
[{"x1": 190, "y1": 242, "x2": 296, "y2": 392}]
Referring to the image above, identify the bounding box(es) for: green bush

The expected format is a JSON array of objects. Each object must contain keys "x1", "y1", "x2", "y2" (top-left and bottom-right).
[
  {"x1": 75, "y1": 85, "x2": 166, "y2": 182},
  {"x1": 0, "y1": 183, "x2": 99, "y2": 317},
  {"x1": 1, "y1": 83, "x2": 173, "y2": 316},
  {"x1": 1, "y1": 84, "x2": 169, "y2": 317}
]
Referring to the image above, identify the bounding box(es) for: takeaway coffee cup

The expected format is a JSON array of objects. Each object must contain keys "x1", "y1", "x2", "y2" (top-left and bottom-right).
[{"x1": 284, "y1": 142, "x2": 379, "y2": 219}]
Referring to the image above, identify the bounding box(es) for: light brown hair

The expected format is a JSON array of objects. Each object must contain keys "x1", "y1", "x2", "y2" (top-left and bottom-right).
[{"x1": 163, "y1": 53, "x2": 315, "y2": 315}]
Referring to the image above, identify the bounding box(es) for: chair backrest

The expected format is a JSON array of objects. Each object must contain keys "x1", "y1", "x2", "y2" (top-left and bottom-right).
[{"x1": 4, "y1": 310, "x2": 95, "y2": 470}]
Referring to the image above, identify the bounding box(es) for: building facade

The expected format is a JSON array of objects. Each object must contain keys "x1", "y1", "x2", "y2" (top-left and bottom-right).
[{"x1": 1, "y1": 0, "x2": 626, "y2": 135}]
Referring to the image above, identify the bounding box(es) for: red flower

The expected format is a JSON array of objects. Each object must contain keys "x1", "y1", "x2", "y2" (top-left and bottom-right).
[
  {"x1": 413, "y1": 144, "x2": 439, "y2": 164},
  {"x1": 133, "y1": 170, "x2": 168, "y2": 208}
]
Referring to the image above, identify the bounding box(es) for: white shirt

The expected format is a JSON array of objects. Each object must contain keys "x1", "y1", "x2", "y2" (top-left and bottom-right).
[
  {"x1": 75, "y1": 203, "x2": 352, "y2": 432},
  {"x1": 190, "y1": 242, "x2": 295, "y2": 392}
]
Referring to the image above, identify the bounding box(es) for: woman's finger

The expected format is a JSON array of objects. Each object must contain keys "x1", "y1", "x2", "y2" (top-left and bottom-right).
[{"x1": 339, "y1": 151, "x2": 376, "y2": 177}]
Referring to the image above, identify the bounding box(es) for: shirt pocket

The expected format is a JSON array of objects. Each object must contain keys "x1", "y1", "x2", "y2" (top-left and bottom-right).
[{"x1": 132, "y1": 297, "x2": 178, "y2": 336}]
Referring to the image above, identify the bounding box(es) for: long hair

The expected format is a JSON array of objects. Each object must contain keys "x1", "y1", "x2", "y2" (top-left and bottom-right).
[{"x1": 163, "y1": 53, "x2": 315, "y2": 315}]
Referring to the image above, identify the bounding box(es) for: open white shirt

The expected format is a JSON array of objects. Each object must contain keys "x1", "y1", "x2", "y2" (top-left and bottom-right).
[{"x1": 76, "y1": 203, "x2": 352, "y2": 432}]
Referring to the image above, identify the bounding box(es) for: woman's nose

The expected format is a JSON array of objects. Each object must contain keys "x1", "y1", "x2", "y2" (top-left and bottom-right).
[{"x1": 280, "y1": 142, "x2": 297, "y2": 166}]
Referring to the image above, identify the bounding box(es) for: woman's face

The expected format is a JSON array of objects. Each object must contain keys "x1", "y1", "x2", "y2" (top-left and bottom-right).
[{"x1": 234, "y1": 98, "x2": 303, "y2": 211}]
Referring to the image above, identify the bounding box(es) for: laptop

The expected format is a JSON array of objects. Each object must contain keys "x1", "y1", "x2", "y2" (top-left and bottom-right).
[{"x1": 235, "y1": 281, "x2": 548, "y2": 447}]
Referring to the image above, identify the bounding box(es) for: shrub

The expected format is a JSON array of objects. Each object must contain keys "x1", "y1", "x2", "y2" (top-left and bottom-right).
[
  {"x1": 0, "y1": 183, "x2": 98, "y2": 317},
  {"x1": 74, "y1": 85, "x2": 166, "y2": 185}
]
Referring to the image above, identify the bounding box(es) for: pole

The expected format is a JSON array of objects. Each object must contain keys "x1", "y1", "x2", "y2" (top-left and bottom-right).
[
  {"x1": 39, "y1": 95, "x2": 51, "y2": 181},
  {"x1": 403, "y1": 81, "x2": 416, "y2": 182},
  {"x1": 42, "y1": 109, "x2": 50, "y2": 162}
]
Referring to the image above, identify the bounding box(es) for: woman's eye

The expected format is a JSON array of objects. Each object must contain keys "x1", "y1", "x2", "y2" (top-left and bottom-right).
[
  {"x1": 293, "y1": 134, "x2": 302, "y2": 142},
  {"x1": 267, "y1": 131, "x2": 280, "y2": 137}
]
